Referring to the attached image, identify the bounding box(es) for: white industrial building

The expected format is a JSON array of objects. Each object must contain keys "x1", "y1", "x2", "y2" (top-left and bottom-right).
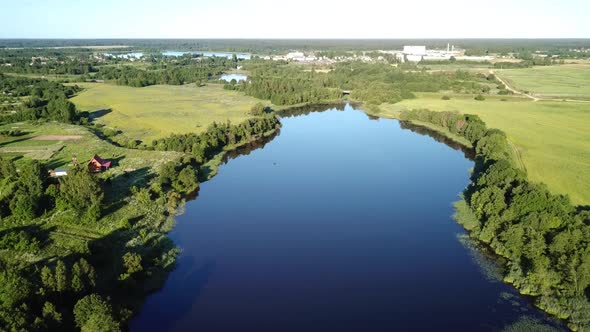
[{"x1": 402, "y1": 46, "x2": 427, "y2": 62}]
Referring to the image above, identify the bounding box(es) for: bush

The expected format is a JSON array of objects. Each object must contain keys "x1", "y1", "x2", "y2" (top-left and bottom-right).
[
  {"x1": 250, "y1": 102, "x2": 266, "y2": 116},
  {"x1": 441, "y1": 95, "x2": 451, "y2": 100},
  {"x1": 474, "y1": 94, "x2": 486, "y2": 101}
]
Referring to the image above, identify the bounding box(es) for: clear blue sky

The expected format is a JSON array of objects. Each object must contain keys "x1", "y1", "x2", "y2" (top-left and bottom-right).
[{"x1": 1, "y1": 0, "x2": 589, "y2": 38}]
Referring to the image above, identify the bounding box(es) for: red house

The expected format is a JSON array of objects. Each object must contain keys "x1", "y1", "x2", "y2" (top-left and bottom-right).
[{"x1": 88, "y1": 154, "x2": 111, "y2": 172}]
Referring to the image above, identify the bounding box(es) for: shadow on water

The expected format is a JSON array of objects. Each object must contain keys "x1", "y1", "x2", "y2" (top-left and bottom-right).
[
  {"x1": 399, "y1": 120, "x2": 476, "y2": 160},
  {"x1": 276, "y1": 102, "x2": 353, "y2": 118},
  {"x1": 133, "y1": 257, "x2": 216, "y2": 332},
  {"x1": 223, "y1": 129, "x2": 281, "y2": 163},
  {"x1": 458, "y1": 235, "x2": 567, "y2": 331}
]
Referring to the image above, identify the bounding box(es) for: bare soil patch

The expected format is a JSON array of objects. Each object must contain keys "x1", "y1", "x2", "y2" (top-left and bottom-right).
[{"x1": 32, "y1": 135, "x2": 82, "y2": 140}]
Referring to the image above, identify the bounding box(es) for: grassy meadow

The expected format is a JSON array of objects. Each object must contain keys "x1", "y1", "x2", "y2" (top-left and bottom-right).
[
  {"x1": 71, "y1": 83, "x2": 269, "y2": 142},
  {"x1": 376, "y1": 93, "x2": 590, "y2": 206},
  {"x1": 496, "y1": 64, "x2": 590, "y2": 100}
]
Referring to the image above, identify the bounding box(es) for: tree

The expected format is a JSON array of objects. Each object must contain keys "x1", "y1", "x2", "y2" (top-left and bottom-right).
[
  {"x1": 74, "y1": 294, "x2": 120, "y2": 332},
  {"x1": 250, "y1": 102, "x2": 266, "y2": 116},
  {"x1": 71, "y1": 262, "x2": 84, "y2": 293},
  {"x1": 41, "y1": 266, "x2": 56, "y2": 291},
  {"x1": 57, "y1": 167, "x2": 103, "y2": 222},
  {"x1": 55, "y1": 260, "x2": 68, "y2": 293},
  {"x1": 0, "y1": 269, "x2": 32, "y2": 308},
  {"x1": 122, "y1": 252, "x2": 143, "y2": 275},
  {"x1": 175, "y1": 167, "x2": 199, "y2": 192},
  {"x1": 42, "y1": 301, "x2": 62, "y2": 324}
]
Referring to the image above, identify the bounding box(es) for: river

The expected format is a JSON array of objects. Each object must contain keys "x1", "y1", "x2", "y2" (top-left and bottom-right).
[{"x1": 132, "y1": 104, "x2": 563, "y2": 331}]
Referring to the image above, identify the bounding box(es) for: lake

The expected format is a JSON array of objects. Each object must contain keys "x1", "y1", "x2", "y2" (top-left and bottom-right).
[
  {"x1": 219, "y1": 73, "x2": 248, "y2": 82},
  {"x1": 104, "y1": 52, "x2": 144, "y2": 59},
  {"x1": 162, "y1": 50, "x2": 251, "y2": 59},
  {"x1": 132, "y1": 104, "x2": 563, "y2": 331}
]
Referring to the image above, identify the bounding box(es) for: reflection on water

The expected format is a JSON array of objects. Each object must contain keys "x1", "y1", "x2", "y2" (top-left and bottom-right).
[
  {"x1": 399, "y1": 120, "x2": 476, "y2": 160},
  {"x1": 132, "y1": 104, "x2": 565, "y2": 332}
]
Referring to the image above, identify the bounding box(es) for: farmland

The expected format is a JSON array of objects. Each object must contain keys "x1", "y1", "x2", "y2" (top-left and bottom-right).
[
  {"x1": 375, "y1": 94, "x2": 590, "y2": 205},
  {"x1": 496, "y1": 64, "x2": 590, "y2": 100},
  {"x1": 71, "y1": 83, "x2": 269, "y2": 142},
  {"x1": 0, "y1": 121, "x2": 182, "y2": 198}
]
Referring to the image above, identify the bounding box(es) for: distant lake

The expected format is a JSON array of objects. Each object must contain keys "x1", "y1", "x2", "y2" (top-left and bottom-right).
[
  {"x1": 219, "y1": 73, "x2": 248, "y2": 82},
  {"x1": 132, "y1": 105, "x2": 564, "y2": 332},
  {"x1": 162, "y1": 50, "x2": 251, "y2": 59},
  {"x1": 104, "y1": 52, "x2": 143, "y2": 59}
]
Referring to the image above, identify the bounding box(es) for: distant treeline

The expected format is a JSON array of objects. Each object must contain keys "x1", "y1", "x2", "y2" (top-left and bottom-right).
[
  {"x1": 94, "y1": 56, "x2": 237, "y2": 87},
  {"x1": 2, "y1": 39, "x2": 590, "y2": 55},
  {"x1": 493, "y1": 57, "x2": 564, "y2": 69},
  {"x1": 399, "y1": 109, "x2": 590, "y2": 331}
]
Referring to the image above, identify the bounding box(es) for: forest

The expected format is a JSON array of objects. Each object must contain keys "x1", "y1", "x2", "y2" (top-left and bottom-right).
[{"x1": 234, "y1": 61, "x2": 493, "y2": 106}]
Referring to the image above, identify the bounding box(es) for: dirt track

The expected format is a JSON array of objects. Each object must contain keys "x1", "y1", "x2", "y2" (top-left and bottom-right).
[{"x1": 31, "y1": 135, "x2": 82, "y2": 140}]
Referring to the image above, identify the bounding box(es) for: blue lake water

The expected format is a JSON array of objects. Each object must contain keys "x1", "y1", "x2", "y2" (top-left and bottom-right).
[
  {"x1": 132, "y1": 105, "x2": 563, "y2": 331},
  {"x1": 104, "y1": 52, "x2": 144, "y2": 59},
  {"x1": 162, "y1": 50, "x2": 251, "y2": 59},
  {"x1": 219, "y1": 73, "x2": 248, "y2": 82}
]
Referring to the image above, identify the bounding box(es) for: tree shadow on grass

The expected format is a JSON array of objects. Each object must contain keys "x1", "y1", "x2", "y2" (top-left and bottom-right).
[
  {"x1": 0, "y1": 224, "x2": 55, "y2": 250},
  {"x1": 88, "y1": 108, "x2": 112, "y2": 121},
  {"x1": 103, "y1": 167, "x2": 152, "y2": 205},
  {"x1": 44, "y1": 158, "x2": 69, "y2": 170},
  {"x1": 0, "y1": 136, "x2": 31, "y2": 148}
]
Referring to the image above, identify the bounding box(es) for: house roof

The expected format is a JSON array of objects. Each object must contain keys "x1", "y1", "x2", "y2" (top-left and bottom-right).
[{"x1": 90, "y1": 154, "x2": 111, "y2": 168}]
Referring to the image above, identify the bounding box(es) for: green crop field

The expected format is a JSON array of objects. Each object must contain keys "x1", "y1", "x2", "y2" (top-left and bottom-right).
[
  {"x1": 496, "y1": 64, "x2": 590, "y2": 99},
  {"x1": 71, "y1": 83, "x2": 269, "y2": 142},
  {"x1": 377, "y1": 93, "x2": 590, "y2": 206}
]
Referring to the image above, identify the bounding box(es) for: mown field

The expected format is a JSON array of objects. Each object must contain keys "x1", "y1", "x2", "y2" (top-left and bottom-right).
[
  {"x1": 71, "y1": 83, "x2": 269, "y2": 142},
  {"x1": 496, "y1": 64, "x2": 590, "y2": 99},
  {"x1": 376, "y1": 94, "x2": 590, "y2": 206}
]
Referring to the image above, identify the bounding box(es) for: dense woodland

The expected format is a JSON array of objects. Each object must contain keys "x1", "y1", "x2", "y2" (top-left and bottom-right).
[
  {"x1": 399, "y1": 109, "x2": 590, "y2": 331},
  {"x1": 0, "y1": 74, "x2": 83, "y2": 123},
  {"x1": 234, "y1": 61, "x2": 494, "y2": 106},
  {"x1": 95, "y1": 56, "x2": 237, "y2": 87}
]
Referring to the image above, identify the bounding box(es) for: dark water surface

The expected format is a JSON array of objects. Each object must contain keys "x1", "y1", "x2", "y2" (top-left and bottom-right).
[{"x1": 132, "y1": 105, "x2": 561, "y2": 331}]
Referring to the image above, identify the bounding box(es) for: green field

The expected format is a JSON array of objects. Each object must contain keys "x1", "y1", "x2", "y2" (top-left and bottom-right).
[
  {"x1": 0, "y1": 121, "x2": 182, "y2": 201},
  {"x1": 497, "y1": 64, "x2": 590, "y2": 99},
  {"x1": 71, "y1": 83, "x2": 269, "y2": 142},
  {"x1": 377, "y1": 94, "x2": 590, "y2": 206}
]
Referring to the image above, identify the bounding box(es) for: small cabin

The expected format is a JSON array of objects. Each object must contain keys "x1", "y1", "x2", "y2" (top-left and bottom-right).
[{"x1": 88, "y1": 154, "x2": 111, "y2": 172}]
